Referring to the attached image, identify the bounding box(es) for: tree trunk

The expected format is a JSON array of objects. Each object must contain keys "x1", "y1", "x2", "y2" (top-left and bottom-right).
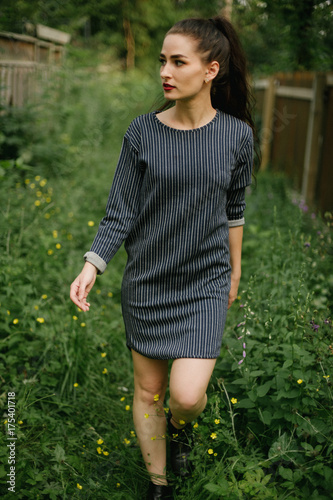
[
  {"x1": 123, "y1": 16, "x2": 135, "y2": 69},
  {"x1": 221, "y1": 0, "x2": 233, "y2": 21}
]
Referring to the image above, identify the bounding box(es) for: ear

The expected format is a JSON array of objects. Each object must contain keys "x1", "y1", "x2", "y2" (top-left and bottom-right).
[{"x1": 205, "y1": 61, "x2": 219, "y2": 82}]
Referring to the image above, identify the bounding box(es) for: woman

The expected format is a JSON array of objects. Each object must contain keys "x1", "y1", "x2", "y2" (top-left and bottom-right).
[{"x1": 70, "y1": 15, "x2": 256, "y2": 500}]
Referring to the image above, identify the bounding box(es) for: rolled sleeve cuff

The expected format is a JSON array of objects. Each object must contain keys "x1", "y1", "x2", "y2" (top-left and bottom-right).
[
  {"x1": 84, "y1": 252, "x2": 107, "y2": 275},
  {"x1": 228, "y1": 217, "x2": 245, "y2": 228}
]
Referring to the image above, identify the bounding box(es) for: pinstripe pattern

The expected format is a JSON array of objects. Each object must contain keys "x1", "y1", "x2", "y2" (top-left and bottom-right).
[{"x1": 85, "y1": 110, "x2": 253, "y2": 359}]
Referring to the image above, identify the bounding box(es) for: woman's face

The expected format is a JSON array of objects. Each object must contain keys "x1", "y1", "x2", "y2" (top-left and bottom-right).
[{"x1": 159, "y1": 34, "x2": 210, "y2": 102}]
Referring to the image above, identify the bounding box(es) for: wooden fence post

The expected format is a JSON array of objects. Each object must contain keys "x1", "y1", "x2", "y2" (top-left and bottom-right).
[
  {"x1": 260, "y1": 76, "x2": 276, "y2": 170},
  {"x1": 301, "y1": 73, "x2": 326, "y2": 204}
]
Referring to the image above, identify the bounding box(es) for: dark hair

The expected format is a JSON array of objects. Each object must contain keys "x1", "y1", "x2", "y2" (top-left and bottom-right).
[{"x1": 160, "y1": 16, "x2": 260, "y2": 168}]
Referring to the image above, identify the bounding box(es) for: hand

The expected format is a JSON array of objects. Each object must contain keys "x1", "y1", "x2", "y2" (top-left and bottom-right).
[
  {"x1": 70, "y1": 262, "x2": 98, "y2": 312},
  {"x1": 228, "y1": 274, "x2": 240, "y2": 309}
]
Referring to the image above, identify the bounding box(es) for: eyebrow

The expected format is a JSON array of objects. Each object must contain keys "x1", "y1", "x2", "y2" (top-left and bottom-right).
[{"x1": 159, "y1": 53, "x2": 189, "y2": 59}]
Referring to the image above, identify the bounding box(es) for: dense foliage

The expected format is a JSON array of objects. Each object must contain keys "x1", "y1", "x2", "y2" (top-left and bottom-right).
[
  {"x1": 0, "y1": 70, "x2": 332, "y2": 499},
  {"x1": 1, "y1": 0, "x2": 332, "y2": 73}
]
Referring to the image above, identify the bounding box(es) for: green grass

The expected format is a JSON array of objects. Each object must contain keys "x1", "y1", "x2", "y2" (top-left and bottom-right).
[{"x1": 0, "y1": 69, "x2": 332, "y2": 499}]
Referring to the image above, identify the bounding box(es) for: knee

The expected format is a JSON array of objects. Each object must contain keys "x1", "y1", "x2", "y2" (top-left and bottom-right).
[
  {"x1": 170, "y1": 389, "x2": 207, "y2": 415},
  {"x1": 134, "y1": 378, "x2": 167, "y2": 406}
]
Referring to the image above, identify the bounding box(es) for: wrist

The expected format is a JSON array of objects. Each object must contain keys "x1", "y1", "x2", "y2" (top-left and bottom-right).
[{"x1": 84, "y1": 261, "x2": 98, "y2": 274}]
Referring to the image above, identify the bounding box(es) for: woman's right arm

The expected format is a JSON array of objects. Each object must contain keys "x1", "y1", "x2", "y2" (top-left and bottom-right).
[{"x1": 70, "y1": 262, "x2": 98, "y2": 311}]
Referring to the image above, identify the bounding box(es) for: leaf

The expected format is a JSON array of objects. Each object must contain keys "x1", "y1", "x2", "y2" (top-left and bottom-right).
[
  {"x1": 249, "y1": 370, "x2": 266, "y2": 377},
  {"x1": 54, "y1": 444, "x2": 65, "y2": 463},
  {"x1": 282, "y1": 359, "x2": 293, "y2": 369},
  {"x1": 257, "y1": 380, "x2": 272, "y2": 397},
  {"x1": 301, "y1": 442, "x2": 313, "y2": 452},
  {"x1": 260, "y1": 410, "x2": 272, "y2": 425},
  {"x1": 268, "y1": 433, "x2": 289, "y2": 459},
  {"x1": 236, "y1": 398, "x2": 256, "y2": 408},
  {"x1": 204, "y1": 479, "x2": 229, "y2": 495},
  {"x1": 279, "y1": 466, "x2": 293, "y2": 482}
]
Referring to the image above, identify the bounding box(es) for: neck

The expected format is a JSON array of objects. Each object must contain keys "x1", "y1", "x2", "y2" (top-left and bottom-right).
[{"x1": 172, "y1": 95, "x2": 216, "y2": 129}]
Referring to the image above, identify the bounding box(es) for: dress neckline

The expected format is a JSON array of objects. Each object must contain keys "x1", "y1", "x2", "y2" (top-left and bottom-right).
[{"x1": 153, "y1": 110, "x2": 219, "y2": 132}]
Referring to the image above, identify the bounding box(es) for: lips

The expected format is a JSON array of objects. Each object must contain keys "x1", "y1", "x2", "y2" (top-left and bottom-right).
[{"x1": 163, "y1": 83, "x2": 175, "y2": 91}]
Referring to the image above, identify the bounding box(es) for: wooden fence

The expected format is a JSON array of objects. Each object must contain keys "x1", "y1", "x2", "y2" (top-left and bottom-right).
[
  {"x1": 254, "y1": 72, "x2": 333, "y2": 214},
  {"x1": 0, "y1": 25, "x2": 70, "y2": 107}
]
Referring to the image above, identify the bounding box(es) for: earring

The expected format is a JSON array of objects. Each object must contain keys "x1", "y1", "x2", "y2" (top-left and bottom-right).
[{"x1": 205, "y1": 78, "x2": 209, "y2": 83}]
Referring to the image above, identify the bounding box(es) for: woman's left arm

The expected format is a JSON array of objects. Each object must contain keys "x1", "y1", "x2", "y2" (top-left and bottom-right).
[{"x1": 228, "y1": 225, "x2": 243, "y2": 309}]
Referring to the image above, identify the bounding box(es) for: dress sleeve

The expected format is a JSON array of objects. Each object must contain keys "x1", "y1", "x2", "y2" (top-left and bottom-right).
[
  {"x1": 84, "y1": 129, "x2": 142, "y2": 274},
  {"x1": 226, "y1": 129, "x2": 253, "y2": 227}
]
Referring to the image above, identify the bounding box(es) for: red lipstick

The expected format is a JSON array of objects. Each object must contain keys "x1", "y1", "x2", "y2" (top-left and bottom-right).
[{"x1": 163, "y1": 83, "x2": 175, "y2": 91}]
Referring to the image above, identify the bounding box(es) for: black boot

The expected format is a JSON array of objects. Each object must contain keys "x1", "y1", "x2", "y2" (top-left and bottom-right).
[
  {"x1": 146, "y1": 482, "x2": 173, "y2": 499},
  {"x1": 167, "y1": 411, "x2": 193, "y2": 477}
]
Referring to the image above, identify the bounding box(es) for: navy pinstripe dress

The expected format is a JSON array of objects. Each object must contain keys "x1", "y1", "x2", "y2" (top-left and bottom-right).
[{"x1": 84, "y1": 110, "x2": 253, "y2": 359}]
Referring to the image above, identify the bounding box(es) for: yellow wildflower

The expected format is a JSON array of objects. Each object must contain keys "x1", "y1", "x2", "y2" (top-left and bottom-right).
[
  {"x1": 34, "y1": 305, "x2": 39, "y2": 310},
  {"x1": 74, "y1": 383, "x2": 79, "y2": 388},
  {"x1": 210, "y1": 433, "x2": 217, "y2": 439},
  {"x1": 97, "y1": 447, "x2": 102, "y2": 454},
  {"x1": 77, "y1": 483, "x2": 83, "y2": 490},
  {"x1": 102, "y1": 368, "x2": 108, "y2": 374},
  {"x1": 34, "y1": 200, "x2": 41, "y2": 207},
  {"x1": 179, "y1": 419, "x2": 185, "y2": 425},
  {"x1": 214, "y1": 419, "x2": 220, "y2": 424},
  {"x1": 123, "y1": 438, "x2": 130, "y2": 445},
  {"x1": 18, "y1": 421, "x2": 23, "y2": 425},
  {"x1": 47, "y1": 249, "x2": 53, "y2": 255},
  {"x1": 103, "y1": 451, "x2": 109, "y2": 456},
  {"x1": 73, "y1": 316, "x2": 78, "y2": 320},
  {"x1": 153, "y1": 394, "x2": 159, "y2": 402},
  {"x1": 130, "y1": 431, "x2": 136, "y2": 437},
  {"x1": 88, "y1": 221, "x2": 95, "y2": 227},
  {"x1": 4, "y1": 420, "x2": 8, "y2": 425},
  {"x1": 56, "y1": 243, "x2": 61, "y2": 249},
  {"x1": 13, "y1": 319, "x2": 19, "y2": 325},
  {"x1": 24, "y1": 179, "x2": 30, "y2": 184},
  {"x1": 40, "y1": 179, "x2": 47, "y2": 187},
  {"x1": 97, "y1": 438, "x2": 104, "y2": 445},
  {"x1": 116, "y1": 483, "x2": 120, "y2": 488},
  {"x1": 151, "y1": 436, "x2": 156, "y2": 441},
  {"x1": 120, "y1": 396, "x2": 125, "y2": 402},
  {"x1": 7, "y1": 310, "x2": 10, "y2": 315},
  {"x1": 125, "y1": 405, "x2": 130, "y2": 411},
  {"x1": 323, "y1": 375, "x2": 330, "y2": 379},
  {"x1": 36, "y1": 317, "x2": 45, "y2": 324},
  {"x1": 208, "y1": 449, "x2": 214, "y2": 455},
  {"x1": 101, "y1": 352, "x2": 107, "y2": 357},
  {"x1": 144, "y1": 413, "x2": 149, "y2": 419},
  {"x1": 42, "y1": 294, "x2": 47, "y2": 299},
  {"x1": 35, "y1": 175, "x2": 41, "y2": 181},
  {"x1": 297, "y1": 379, "x2": 303, "y2": 384},
  {"x1": 108, "y1": 292, "x2": 113, "y2": 297},
  {"x1": 193, "y1": 422, "x2": 199, "y2": 428},
  {"x1": 231, "y1": 398, "x2": 238, "y2": 404},
  {"x1": 80, "y1": 323, "x2": 86, "y2": 327}
]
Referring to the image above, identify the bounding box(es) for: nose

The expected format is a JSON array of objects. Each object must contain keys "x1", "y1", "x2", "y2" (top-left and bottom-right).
[{"x1": 160, "y1": 62, "x2": 171, "y2": 80}]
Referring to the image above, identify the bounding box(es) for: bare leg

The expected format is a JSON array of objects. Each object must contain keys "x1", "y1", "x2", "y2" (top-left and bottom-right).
[
  {"x1": 131, "y1": 350, "x2": 169, "y2": 485},
  {"x1": 169, "y1": 358, "x2": 216, "y2": 427}
]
